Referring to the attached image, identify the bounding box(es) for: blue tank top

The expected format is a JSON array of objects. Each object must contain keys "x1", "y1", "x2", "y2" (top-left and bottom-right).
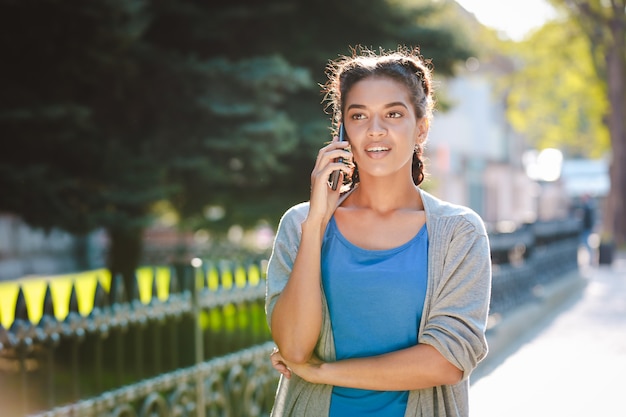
[{"x1": 321, "y1": 216, "x2": 428, "y2": 417}]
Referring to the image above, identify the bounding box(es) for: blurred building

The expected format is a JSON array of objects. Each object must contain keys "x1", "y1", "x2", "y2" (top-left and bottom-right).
[
  {"x1": 0, "y1": 214, "x2": 106, "y2": 281},
  {"x1": 425, "y1": 1, "x2": 575, "y2": 230},
  {"x1": 427, "y1": 54, "x2": 546, "y2": 231},
  {"x1": 560, "y1": 158, "x2": 610, "y2": 199},
  {"x1": 427, "y1": 66, "x2": 572, "y2": 228}
]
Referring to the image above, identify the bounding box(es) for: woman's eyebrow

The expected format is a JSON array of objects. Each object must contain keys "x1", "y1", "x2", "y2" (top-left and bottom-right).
[
  {"x1": 346, "y1": 102, "x2": 409, "y2": 111},
  {"x1": 384, "y1": 102, "x2": 409, "y2": 109}
]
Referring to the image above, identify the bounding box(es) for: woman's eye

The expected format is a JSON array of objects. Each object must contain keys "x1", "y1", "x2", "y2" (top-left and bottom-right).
[
  {"x1": 351, "y1": 113, "x2": 366, "y2": 120},
  {"x1": 388, "y1": 111, "x2": 402, "y2": 118}
]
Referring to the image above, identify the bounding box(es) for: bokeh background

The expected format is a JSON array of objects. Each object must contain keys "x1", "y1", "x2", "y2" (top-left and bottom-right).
[{"x1": 1, "y1": 0, "x2": 624, "y2": 415}]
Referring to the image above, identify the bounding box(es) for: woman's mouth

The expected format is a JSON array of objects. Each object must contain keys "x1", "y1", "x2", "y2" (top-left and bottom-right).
[
  {"x1": 366, "y1": 146, "x2": 390, "y2": 153},
  {"x1": 365, "y1": 146, "x2": 391, "y2": 158}
]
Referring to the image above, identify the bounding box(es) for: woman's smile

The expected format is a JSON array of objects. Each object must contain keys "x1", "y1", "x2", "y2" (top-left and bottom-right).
[{"x1": 365, "y1": 144, "x2": 391, "y2": 158}]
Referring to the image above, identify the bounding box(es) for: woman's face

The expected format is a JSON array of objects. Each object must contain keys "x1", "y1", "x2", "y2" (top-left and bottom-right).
[{"x1": 343, "y1": 76, "x2": 427, "y2": 182}]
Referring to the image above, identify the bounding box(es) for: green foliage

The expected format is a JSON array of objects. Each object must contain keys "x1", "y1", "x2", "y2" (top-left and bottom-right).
[
  {"x1": 505, "y1": 20, "x2": 609, "y2": 158},
  {"x1": 0, "y1": 0, "x2": 475, "y2": 274},
  {"x1": 546, "y1": 0, "x2": 626, "y2": 244},
  {"x1": 547, "y1": 0, "x2": 624, "y2": 79},
  {"x1": 184, "y1": 0, "x2": 476, "y2": 230}
]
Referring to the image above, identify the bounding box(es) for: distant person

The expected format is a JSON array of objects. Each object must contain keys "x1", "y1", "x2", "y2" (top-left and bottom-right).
[
  {"x1": 265, "y1": 45, "x2": 492, "y2": 417},
  {"x1": 579, "y1": 193, "x2": 595, "y2": 263}
]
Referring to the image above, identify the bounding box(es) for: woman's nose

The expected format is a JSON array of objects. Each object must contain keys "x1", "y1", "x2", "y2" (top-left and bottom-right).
[{"x1": 367, "y1": 117, "x2": 387, "y2": 137}]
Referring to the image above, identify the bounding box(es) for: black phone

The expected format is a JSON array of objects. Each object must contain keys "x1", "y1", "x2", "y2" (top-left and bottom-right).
[{"x1": 330, "y1": 123, "x2": 346, "y2": 190}]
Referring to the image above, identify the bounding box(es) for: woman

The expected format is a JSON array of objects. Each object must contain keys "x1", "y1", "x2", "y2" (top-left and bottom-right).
[{"x1": 265, "y1": 45, "x2": 492, "y2": 417}]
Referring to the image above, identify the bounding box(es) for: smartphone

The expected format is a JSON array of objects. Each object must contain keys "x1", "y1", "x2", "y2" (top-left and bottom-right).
[{"x1": 330, "y1": 123, "x2": 346, "y2": 190}]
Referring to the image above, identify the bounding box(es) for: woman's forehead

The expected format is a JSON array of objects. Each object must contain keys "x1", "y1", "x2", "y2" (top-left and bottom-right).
[{"x1": 345, "y1": 77, "x2": 411, "y2": 107}]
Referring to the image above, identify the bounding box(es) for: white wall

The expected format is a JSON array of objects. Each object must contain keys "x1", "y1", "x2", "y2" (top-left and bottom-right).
[{"x1": 425, "y1": 69, "x2": 538, "y2": 228}]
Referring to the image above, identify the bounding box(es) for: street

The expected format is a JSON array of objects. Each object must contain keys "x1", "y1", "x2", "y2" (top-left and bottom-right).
[{"x1": 470, "y1": 253, "x2": 626, "y2": 416}]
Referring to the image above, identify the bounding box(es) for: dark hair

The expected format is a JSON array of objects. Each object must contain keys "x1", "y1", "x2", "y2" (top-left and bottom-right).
[{"x1": 322, "y1": 45, "x2": 434, "y2": 187}]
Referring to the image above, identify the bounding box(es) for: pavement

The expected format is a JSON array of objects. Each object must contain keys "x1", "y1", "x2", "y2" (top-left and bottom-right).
[{"x1": 469, "y1": 249, "x2": 626, "y2": 416}]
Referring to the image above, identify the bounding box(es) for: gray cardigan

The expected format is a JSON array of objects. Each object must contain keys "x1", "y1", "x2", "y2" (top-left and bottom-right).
[{"x1": 265, "y1": 188, "x2": 492, "y2": 416}]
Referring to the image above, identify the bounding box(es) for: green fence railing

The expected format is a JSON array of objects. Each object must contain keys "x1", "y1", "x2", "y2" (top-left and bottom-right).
[{"x1": 0, "y1": 260, "x2": 272, "y2": 416}]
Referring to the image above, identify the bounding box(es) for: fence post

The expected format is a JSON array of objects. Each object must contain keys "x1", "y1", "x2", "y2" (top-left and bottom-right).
[
  {"x1": 11, "y1": 287, "x2": 31, "y2": 415},
  {"x1": 190, "y1": 261, "x2": 206, "y2": 417},
  {"x1": 168, "y1": 266, "x2": 180, "y2": 371}
]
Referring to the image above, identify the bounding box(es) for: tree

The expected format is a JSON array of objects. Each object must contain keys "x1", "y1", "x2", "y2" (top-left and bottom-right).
[
  {"x1": 549, "y1": 0, "x2": 626, "y2": 245},
  {"x1": 180, "y1": 0, "x2": 476, "y2": 221},
  {"x1": 0, "y1": 0, "x2": 475, "y2": 288},
  {"x1": 506, "y1": 21, "x2": 609, "y2": 157},
  {"x1": 0, "y1": 0, "x2": 311, "y2": 291}
]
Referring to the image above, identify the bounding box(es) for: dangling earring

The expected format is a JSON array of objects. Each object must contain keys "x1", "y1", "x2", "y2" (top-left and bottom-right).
[{"x1": 413, "y1": 148, "x2": 423, "y2": 169}]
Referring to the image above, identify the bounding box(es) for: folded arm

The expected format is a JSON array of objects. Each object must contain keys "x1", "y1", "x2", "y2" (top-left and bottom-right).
[{"x1": 273, "y1": 343, "x2": 462, "y2": 391}]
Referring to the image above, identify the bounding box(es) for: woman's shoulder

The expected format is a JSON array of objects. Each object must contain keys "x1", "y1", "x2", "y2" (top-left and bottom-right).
[
  {"x1": 420, "y1": 189, "x2": 487, "y2": 234},
  {"x1": 277, "y1": 201, "x2": 310, "y2": 231},
  {"x1": 282, "y1": 201, "x2": 310, "y2": 220}
]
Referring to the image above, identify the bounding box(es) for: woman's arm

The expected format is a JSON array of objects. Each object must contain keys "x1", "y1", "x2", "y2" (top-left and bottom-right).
[
  {"x1": 419, "y1": 215, "x2": 492, "y2": 381},
  {"x1": 273, "y1": 343, "x2": 462, "y2": 391},
  {"x1": 270, "y1": 218, "x2": 325, "y2": 364},
  {"x1": 268, "y1": 140, "x2": 353, "y2": 364}
]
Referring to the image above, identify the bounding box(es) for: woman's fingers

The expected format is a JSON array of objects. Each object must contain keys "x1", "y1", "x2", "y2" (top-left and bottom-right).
[
  {"x1": 306, "y1": 136, "x2": 354, "y2": 221},
  {"x1": 320, "y1": 138, "x2": 351, "y2": 160},
  {"x1": 311, "y1": 141, "x2": 352, "y2": 187},
  {"x1": 270, "y1": 348, "x2": 292, "y2": 379}
]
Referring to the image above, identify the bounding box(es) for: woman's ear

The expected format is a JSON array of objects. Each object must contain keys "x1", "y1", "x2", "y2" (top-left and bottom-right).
[{"x1": 416, "y1": 118, "x2": 430, "y2": 144}]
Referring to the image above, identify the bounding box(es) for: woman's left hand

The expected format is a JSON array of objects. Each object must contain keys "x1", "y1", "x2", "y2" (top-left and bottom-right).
[
  {"x1": 270, "y1": 347, "x2": 292, "y2": 379},
  {"x1": 270, "y1": 348, "x2": 324, "y2": 383}
]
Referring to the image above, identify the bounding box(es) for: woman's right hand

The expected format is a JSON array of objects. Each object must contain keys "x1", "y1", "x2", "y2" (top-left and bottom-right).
[{"x1": 307, "y1": 136, "x2": 353, "y2": 225}]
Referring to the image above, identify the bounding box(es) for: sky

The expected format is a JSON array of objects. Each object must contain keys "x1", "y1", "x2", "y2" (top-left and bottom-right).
[{"x1": 454, "y1": 0, "x2": 558, "y2": 41}]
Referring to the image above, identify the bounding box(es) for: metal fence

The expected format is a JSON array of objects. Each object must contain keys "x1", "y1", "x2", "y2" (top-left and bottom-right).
[
  {"x1": 0, "y1": 261, "x2": 275, "y2": 417},
  {"x1": 0, "y1": 218, "x2": 582, "y2": 417},
  {"x1": 488, "y1": 218, "x2": 581, "y2": 314}
]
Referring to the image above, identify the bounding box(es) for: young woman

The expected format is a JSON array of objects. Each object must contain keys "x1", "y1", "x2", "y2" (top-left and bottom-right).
[{"x1": 265, "y1": 46, "x2": 492, "y2": 417}]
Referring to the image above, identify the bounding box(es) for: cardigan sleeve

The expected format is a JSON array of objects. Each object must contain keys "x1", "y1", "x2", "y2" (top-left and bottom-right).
[
  {"x1": 264, "y1": 202, "x2": 336, "y2": 416},
  {"x1": 419, "y1": 211, "x2": 492, "y2": 381},
  {"x1": 265, "y1": 202, "x2": 309, "y2": 330}
]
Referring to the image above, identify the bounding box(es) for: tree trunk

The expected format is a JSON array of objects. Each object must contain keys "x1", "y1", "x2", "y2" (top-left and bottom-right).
[
  {"x1": 604, "y1": 18, "x2": 626, "y2": 246},
  {"x1": 571, "y1": 0, "x2": 626, "y2": 246},
  {"x1": 107, "y1": 226, "x2": 143, "y2": 301}
]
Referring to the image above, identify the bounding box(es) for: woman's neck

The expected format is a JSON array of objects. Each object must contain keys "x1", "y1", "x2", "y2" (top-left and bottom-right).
[{"x1": 347, "y1": 177, "x2": 423, "y2": 215}]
